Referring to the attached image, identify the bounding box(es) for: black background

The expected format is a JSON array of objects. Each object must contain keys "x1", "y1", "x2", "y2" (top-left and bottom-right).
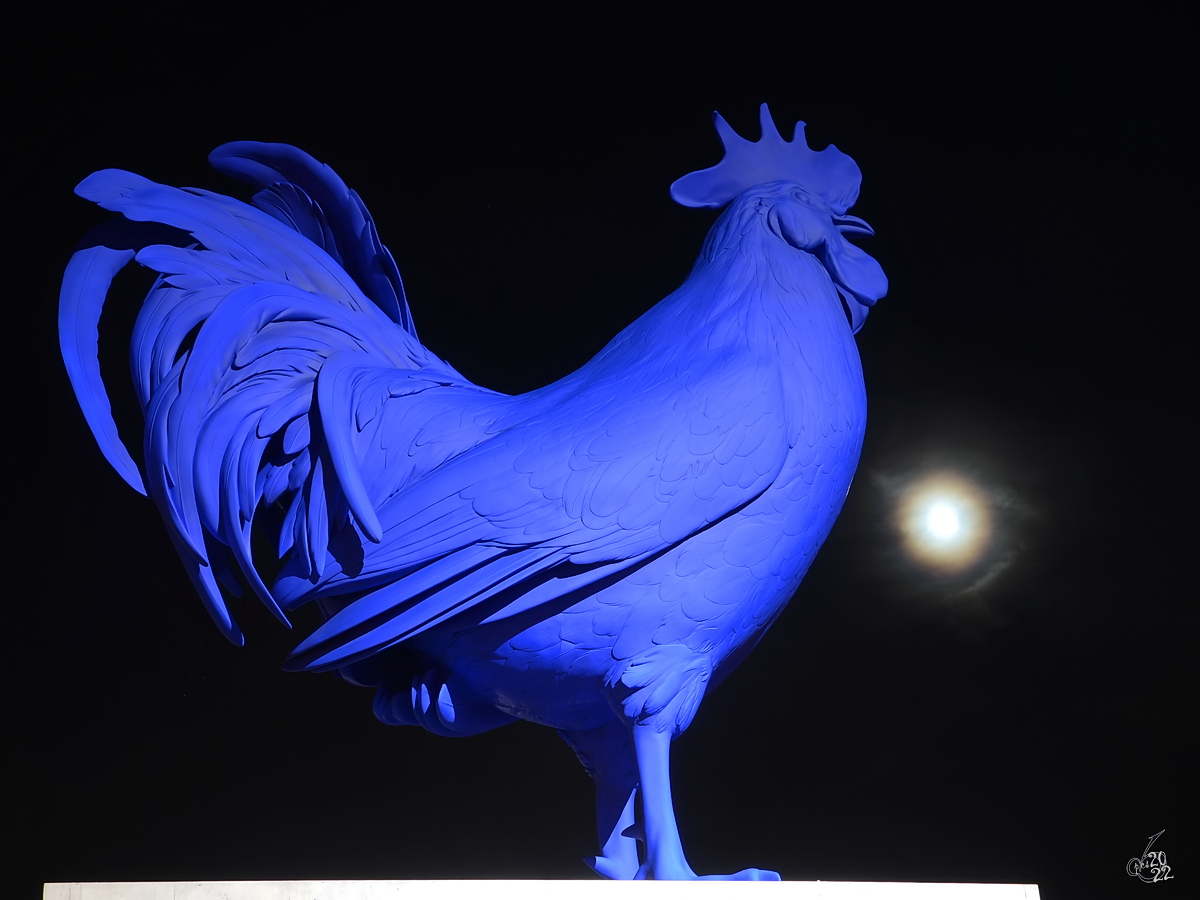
[{"x1": 8, "y1": 10, "x2": 1192, "y2": 899}]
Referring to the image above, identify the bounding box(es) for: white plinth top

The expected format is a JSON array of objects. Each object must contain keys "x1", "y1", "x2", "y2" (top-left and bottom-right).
[{"x1": 44, "y1": 881, "x2": 1040, "y2": 900}]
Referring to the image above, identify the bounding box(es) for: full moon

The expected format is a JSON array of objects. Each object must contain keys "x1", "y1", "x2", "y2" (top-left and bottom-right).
[
  {"x1": 927, "y1": 503, "x2": 960, "y2": 538},
  {"x1": 896, "y1": 473, "x2": 991, "y2": 570}
]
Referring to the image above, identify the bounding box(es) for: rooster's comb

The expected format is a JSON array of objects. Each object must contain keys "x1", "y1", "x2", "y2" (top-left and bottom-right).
[{"x1": 670, "y1": 104, "x2": 862, "y2": 215}]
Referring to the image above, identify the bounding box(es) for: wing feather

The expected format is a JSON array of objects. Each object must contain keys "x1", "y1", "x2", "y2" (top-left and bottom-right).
[{"x1": 284, "y1": 343, "x2": 790, "y2": 669}]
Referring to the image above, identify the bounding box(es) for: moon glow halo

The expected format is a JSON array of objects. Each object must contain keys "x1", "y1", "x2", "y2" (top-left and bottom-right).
[{"x1": 897, "y1": 474, "x2": 991, "y2": 571}]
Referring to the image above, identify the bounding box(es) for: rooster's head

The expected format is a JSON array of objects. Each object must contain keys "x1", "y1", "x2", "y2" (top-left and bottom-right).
[{"x1": 672, "y1": 105, "x2": 887, "y2": 332}]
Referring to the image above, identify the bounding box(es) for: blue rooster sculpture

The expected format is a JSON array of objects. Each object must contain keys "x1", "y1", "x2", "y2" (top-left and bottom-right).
[{"x1": 60, "y1": 105, "x2": 886, "y2": 880}]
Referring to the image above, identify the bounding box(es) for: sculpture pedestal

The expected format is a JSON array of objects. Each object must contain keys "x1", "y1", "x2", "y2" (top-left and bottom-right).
[{"x1": 44, "y1": 881, "x2": 1041, "y2": 899}]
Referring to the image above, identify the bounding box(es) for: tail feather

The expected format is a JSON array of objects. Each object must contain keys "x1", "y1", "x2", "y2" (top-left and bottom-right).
[
  {"x1": 218, "y1": 417, "x2": 288, "y2": 624},
  {"x1": 209, "y1": 141, "x2": 416, "y2": 337},
  {"x1": 58, "y1": 246, "x2": 144, "y2": 494},
  {"x1": 62, "y1": 146, "x2": 514, "y2": 646},
  {"x1": 132, "y1": 281, "x2": 221, "y2": 409},
  {"x1": 77, "y1": 170, "x2": 415, "y2": 345}
]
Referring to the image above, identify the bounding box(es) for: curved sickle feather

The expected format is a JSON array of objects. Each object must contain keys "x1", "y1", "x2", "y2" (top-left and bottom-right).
[
  {"x1": 315, "y1": 351, "x2": 384, "y2": 544},
  {"x1": 59, "y1": 246, "x2": 147, "y2": 494},
  {"x1": 209, "y1": 141, "x2": 416, "y2": 337}
]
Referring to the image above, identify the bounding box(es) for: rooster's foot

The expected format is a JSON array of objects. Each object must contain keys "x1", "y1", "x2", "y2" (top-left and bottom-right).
[
  {"x1": 700, "y1": 868, "x2": 782, "y2": 881},
  {"x1": 635, "y1": 862, "x2": 781, "y2": 881},
  {"x1": 585, "y1": 854, "x2": 639, "y2": 880}
]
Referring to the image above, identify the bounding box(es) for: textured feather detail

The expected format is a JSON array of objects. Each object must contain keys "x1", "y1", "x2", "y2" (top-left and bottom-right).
[
  {"x1": 292, "y1": 546, "x2": 571, "y2": 671},
  {"x1": 315, "y1": 352, "x2": 384, "y2": 542},
  {"x1": 209, "y1": 141, "x2": 416, "y2": 337}
]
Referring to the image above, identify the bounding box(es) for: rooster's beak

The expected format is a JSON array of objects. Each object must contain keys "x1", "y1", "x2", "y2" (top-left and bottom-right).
[{"x1": 832, "y1": 214, "x2": 874, "y2": 238}]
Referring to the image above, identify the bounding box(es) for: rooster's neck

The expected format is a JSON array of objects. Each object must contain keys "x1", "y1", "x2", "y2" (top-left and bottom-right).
[
  {"x1": 553, "y1": 210, "x2": 856, "y2": 400},
  {"x1": 677, "y1": 220, "x2": 849, "y2": 348}
]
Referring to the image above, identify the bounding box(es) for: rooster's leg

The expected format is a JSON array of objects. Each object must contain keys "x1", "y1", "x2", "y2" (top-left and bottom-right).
[
  {"x1": 632, "y1": 724, "x2": 780, "y2": 881},
  {"x1": 559, "y1": 720, "x2": 641, "y2": 879},
  {"x1": 631, "y1": 723, "x2": 694, "y2": 879}
]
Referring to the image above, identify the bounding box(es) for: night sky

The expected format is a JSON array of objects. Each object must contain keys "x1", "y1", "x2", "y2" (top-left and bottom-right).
[{"x1": 9, "y1": 11, "x2": 1191, "y2": 900}]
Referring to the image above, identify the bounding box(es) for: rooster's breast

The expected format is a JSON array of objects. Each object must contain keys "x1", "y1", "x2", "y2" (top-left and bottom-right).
[{"x1": 415, "y1": 269, "x2": 867, "y2": 733}]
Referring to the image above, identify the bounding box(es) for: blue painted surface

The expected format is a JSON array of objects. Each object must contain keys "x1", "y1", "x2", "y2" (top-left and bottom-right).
[{"x1": 60, "y1": 104, "x2": 886, "y2": 880}]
